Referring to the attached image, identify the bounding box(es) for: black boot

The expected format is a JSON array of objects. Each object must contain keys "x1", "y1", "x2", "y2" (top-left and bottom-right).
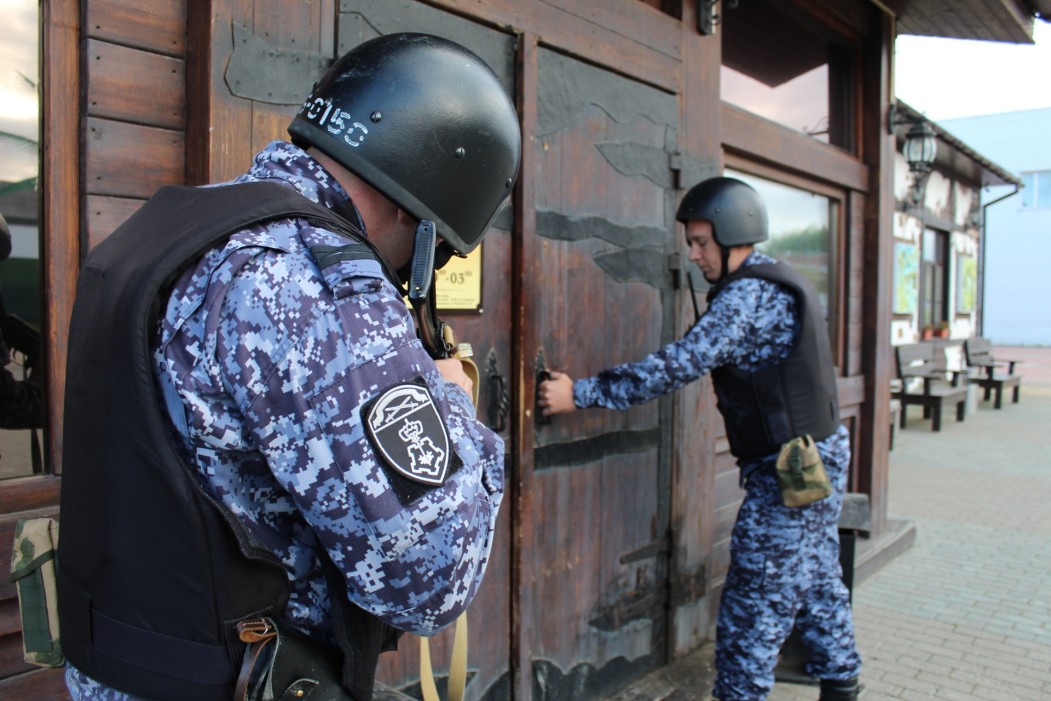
[{"x1": 818, "y1": 677, "x2": 860, "y2": 701}]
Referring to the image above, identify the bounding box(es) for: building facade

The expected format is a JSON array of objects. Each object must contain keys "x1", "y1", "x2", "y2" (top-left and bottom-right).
[{"x1": 889, "y1": 101, "x2": 1021, "y2": 348}]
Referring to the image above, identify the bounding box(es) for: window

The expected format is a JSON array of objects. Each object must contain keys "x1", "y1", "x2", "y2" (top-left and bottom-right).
[
  {"x1": 0, "y1": 0, "x2": 43, "y2": 479},
  {"x1": 1021, "y1": 171, "x2": 1051, "y2": 208},
  {"x1": 637, "y1": 0, "x2": 682, "y2": 18},
  {"x1": 726, "y1": 169, "x2": 836, "y2": 317},
  {"x1": 720, "y1": 1, "x2": 855, "y2": 151},
  {"x1": 920, "y1": 228, "x2": 948, "y2": 329}
]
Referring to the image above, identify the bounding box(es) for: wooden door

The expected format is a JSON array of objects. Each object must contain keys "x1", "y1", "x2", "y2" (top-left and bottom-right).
[
  {"x1": 526, "y1": 47, "x2": 681, "y2": 700},
  {"x1": 332, "y1": 5, "x2": 520, "y2": 700}
]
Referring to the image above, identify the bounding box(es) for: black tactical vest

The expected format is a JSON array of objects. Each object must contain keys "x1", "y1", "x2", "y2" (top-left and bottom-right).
[
  {"x1": 57, "y1": 182, "x2": 397, "y2": 701},
  {"x1": 707, "y1": 261, "x2": 840, "y2": 461}
]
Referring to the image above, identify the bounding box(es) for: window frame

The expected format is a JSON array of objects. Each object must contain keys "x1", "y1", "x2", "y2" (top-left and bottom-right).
[
  {"x1": 724, "y1": 156, "x2": 847, "y2": 369},
  {"x1": 1021, "y1": 170, "x2": 1051, "y2": 209},
  {"x1": 718, "y1": 0, "x2": 859, "y2": 155},
  {"x1": 920, "y1": 227, "x2": 949, "y2": 329}
]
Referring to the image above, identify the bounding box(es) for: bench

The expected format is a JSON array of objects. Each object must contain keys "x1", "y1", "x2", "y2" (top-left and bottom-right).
[
  {"x1": 964, "y1": 337, "x2": 1022, "y2": 409},
  {"x1": 893, "y1": 343, "x2": 968, "y2": 431}
]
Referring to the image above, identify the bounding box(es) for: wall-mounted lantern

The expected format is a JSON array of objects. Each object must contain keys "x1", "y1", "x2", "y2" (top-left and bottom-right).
[
  {"x1": 902, "y1": 122, "x2": 938, "y2": 205},
  {"x1": 889, "y1": 105, "x2": 939, "y2": 208}
]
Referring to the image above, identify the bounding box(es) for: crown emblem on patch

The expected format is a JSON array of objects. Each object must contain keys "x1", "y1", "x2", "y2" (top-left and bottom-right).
[{"x1": 366, "y1": 383, "x2": 450, "y2": 486}]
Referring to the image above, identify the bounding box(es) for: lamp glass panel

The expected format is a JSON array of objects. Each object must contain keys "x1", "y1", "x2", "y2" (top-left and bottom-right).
[{"x1": 903, "y1": 128, "x2": 937, "y2": 168}]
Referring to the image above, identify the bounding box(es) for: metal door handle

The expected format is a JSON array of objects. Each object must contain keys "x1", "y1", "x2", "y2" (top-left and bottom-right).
[{"x1": 485, "y1": 350, "x2": 509, "y2": 433}]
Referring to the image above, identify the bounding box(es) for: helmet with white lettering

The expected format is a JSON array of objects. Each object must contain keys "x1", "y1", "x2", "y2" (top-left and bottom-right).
[
  {"x1": 288, "y1": 33, "x2": 522, "y2": 255},
  {"x1": 676, "y1": 177, "x2": 769, "y2": 248}
]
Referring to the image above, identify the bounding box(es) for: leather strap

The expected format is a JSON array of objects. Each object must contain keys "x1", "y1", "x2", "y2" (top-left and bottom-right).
[{"x1": 236, "y1": 618, "x2": 278, "y2": 701}]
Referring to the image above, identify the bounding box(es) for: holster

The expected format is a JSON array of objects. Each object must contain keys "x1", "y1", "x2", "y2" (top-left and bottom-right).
[{"x1": 236, "y1": 618, "x2": 355, "y2": 701}]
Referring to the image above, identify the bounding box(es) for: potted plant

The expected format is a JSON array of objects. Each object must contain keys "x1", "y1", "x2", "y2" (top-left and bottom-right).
[
  {"x1": 934, "y1": 321, "x2": 950, "y2": 338},
  {"x1": 921, "y1": 324, "x2": 934, "y2": 340}
]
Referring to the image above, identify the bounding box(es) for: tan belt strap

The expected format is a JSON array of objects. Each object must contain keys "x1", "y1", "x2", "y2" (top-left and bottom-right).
[{"x1": 419, "y1": 612, "x2": 468, "y2": 701}]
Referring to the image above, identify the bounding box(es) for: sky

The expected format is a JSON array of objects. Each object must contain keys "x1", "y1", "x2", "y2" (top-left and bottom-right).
[{"x1": 894, "y1": 20, "x2": 1051, "y2": 121}]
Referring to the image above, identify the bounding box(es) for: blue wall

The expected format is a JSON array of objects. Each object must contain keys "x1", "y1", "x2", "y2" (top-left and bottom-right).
[{"x1": 940, "y1": 108, "x2": 1051, "y2": 346}]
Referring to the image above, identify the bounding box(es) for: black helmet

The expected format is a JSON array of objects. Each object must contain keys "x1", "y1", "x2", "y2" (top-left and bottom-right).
[
  {"x1": 676, "y1": 177, "x2": 768, "y2": 248},
  {"x1": 288, "y1": 33, "x2": 522, "y2": 255}
]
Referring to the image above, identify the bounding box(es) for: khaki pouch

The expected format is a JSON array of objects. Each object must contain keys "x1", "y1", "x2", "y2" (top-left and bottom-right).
[
  {"x1": 775, "y1": 435, "x2": 832, "y2": 508},
  {"x1": 8, "y1": 517, "x2": 64, "y2": 667}
]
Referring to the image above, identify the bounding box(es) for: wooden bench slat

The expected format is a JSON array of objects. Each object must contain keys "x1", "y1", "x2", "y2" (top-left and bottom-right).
[{"x1": 893, "y1": 343, "x2": 967, "y2": 432}]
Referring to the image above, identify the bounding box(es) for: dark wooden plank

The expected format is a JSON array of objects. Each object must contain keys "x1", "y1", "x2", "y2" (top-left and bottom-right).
[
  {"x1": 1, "y1": 631, "x2": 35, "y2": 679},
  {"x1": 511, "y1": 32, "x2": 540, "y2": 700},
  {"x1": 538, "y1": 0, "x2": 681, "y2": 60},
  {"x1": 40, "y1": 0, "x2": 82, "y2": 477},
  {"x1": 184, "y1": 0, "x2": 216, "y2": 185},
  {"x1": 855, "y1": 8, "x2": 894, "y2": 535},
  {"x1": 86, "y1": 39, "x2": 185, "y2": 130},
  {"x1": 85, "y1": 0, "x2": 186, "y2": 57},
  {"x1": 85, "y1": 195, "x2": 146, "y2": 250},
  {"x1": 85, "y1": 117, "x2": 184, "y2": 199},
  {"x1": 668, "y1": 0, "x2": 723, "y2": 654},
  {"x1": 426, "y1": 0, "x2": 681, "y2": 93},
  {"x1": 187, "y1": 0, "x2": 254, "y2": 184},
  {"x1": 0, "y1": 600, "x2": 22, "y2": 637},
  {"x1": 721, "y1": 103, "x2": 869, "y2": 194},
  {"x1": 0, "y1": 666, "x2": 71, "y2": 700},
  {"x1": 0, "y1": 476, "x2": 60, "y2": 521}
]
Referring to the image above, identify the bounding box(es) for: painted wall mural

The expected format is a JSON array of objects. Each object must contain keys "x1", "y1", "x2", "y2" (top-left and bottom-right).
[{"x1": 893, "y1": 240, "x2": 919, "y2": 315}]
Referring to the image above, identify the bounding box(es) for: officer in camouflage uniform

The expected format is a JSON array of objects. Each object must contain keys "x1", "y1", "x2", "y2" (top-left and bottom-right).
[
  {"x1": 60, "y1": 34, "x2": 520, "y2": 701},
  {"x1": 538, "y1": 177, "x2": 862, "y2": 701}
]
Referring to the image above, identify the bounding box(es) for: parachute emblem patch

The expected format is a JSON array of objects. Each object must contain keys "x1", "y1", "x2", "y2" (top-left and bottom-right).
[{"x1": 366, "y1": 383, "x2": 450, "y2": 487}]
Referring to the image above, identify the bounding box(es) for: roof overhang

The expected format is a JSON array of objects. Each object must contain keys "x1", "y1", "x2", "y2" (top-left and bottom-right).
[
  {"x1": 894, "y1": 101, "x2": 1021, "y2": 188},
  {"x1": 878, "y1": 0, "x2": 1042, "y2": 44}
]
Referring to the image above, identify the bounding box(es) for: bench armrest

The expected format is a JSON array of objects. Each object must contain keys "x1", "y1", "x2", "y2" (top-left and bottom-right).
[{"x1": 994, "y1": 358, "x2": 1023, "y2": 373}]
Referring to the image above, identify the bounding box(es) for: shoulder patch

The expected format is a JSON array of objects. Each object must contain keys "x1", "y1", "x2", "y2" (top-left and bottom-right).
[{"x1": 367, "y1": 383, "x2": 451, "y2": 488}]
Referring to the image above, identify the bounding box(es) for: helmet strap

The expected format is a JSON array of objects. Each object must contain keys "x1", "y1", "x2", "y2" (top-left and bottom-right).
[{"x1": 717, "y1": 245, "x2": 732, "y2": 284}]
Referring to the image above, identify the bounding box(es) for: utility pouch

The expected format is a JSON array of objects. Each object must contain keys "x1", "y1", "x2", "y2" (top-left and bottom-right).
[
  {"x1": 8, "y1": 517, "x2": 64, "y2": 667},
  {"x1": 775, "y1": 435, "x2": 832, "y2": 508},
  {"x1": 236, "y1": 617, "x2": 354, "y2": 701}
]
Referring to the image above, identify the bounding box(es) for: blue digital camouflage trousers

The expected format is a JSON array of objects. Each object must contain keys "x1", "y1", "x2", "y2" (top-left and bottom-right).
[{"x1": 712, "y1": 443, "x2": 862, "y2": 701}]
